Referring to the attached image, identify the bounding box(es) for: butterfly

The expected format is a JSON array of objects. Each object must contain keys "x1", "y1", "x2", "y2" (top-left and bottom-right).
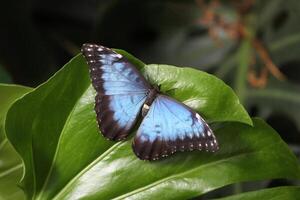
[{"x1": 81, "y1": 43, "x2": 219, "y2": 161}]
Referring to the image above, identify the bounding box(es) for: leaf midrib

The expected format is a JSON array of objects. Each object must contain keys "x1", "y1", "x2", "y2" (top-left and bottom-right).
[
  {"x1": 0, "y1": 139, "x2": 7, "y2": 151},
  {"x1": 0, "y1": 164, "x2": 22, "y2": 178}
]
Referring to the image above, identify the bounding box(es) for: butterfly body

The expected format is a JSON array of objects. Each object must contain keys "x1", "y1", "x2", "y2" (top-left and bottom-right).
[
  {"x1": 82, "y1": 43, "x2": 219, "y2": 160},
  {"x1": 142, "y1": 87, "x2": 158, "y2": 117}
]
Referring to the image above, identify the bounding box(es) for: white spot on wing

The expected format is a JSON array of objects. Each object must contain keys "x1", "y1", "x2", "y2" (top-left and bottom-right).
[
  {"x1": 87, "y1": 44, "x2": 94, "y2": 47},
  {"x1": 111, "y1": 53, "x2": 122, "y2": 59},
  {"x1": 207, "y1": 130, "x2": 212, "y2": 136}
]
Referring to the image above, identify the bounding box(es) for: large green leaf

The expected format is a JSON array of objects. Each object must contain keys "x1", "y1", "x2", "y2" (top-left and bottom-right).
[
  {"x1": 0, "y1": 84, "x2": 32, "y2": 200},
  {"x1": 5, "y1": 53, "x2": 299, "y2": 199},
  {"x1": 216, "y1": 186, "x2": 300, "y2": 200}
]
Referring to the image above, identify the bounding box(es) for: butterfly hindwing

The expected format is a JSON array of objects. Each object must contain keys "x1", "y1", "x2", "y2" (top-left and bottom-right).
[
  {"x1": 82, "y1": 44, "x2": 151, "y2": 140},
  {"x1": 133, "y1": 95, "x2": 219, "y2": 160}
]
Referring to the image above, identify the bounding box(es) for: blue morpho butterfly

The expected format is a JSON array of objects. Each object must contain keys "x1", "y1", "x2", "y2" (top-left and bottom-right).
[{"x1": 82, "y1": 44, "x2": 219, "y2": 161}]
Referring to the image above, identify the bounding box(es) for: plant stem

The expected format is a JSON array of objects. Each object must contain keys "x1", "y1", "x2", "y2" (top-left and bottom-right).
[{"x1": 234, "y1": 39, "x2": 252, "y2": 104}]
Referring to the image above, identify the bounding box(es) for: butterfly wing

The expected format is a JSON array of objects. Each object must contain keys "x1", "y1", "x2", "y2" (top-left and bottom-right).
[
  {"x1": 133, "y1": 95, "x2": 218, "y2": 160},
  {"x1": 82, "y1": 44, "x2": 151, "y2": 140}
]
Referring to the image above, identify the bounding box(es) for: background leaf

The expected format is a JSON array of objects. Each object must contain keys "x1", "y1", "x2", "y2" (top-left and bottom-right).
[
  {"x1": 0, "y1": 64, "x2": 12, "y2": 83},
  {"x1": 5, "y1": 54, "x2": 299, "y2": 199},
  {"x1": 247, "y1": 79, "x2": 300, "y2": 131},
  {"x1": 0, "y1": 84, "x2": 32, "y2": 200},
  {"x1": 5, "y1": 55, "x2": 91, "y2": 199}
]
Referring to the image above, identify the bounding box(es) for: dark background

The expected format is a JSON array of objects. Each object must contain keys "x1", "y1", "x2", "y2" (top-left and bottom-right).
[{"x1": 0, "y1": 0, "x2": 299, "y2": 198}]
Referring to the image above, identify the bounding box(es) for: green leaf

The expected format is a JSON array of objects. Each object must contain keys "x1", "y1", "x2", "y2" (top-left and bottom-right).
[
  {"x1": 0, "y1": 84, "x2": 32, "y2": 200},
  {"x1": 5, "y1": 55, "x2": 92, "y2": 199},
  {"x1": 5, "y1": 53, "x2": 299, "y2": 199},
  {"x1": 216, "y1": 186, "x2": 300, "y2": 200},
  {"x1": 143, "y1": 64, "x2": 252, "y2": 125}
]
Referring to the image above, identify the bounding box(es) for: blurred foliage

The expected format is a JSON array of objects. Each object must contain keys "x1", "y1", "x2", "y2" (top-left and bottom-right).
[
  {"x1": 0, "y1": 0, "x2": 300, "y2": 199},
  {"x1": 0, "y1": 65, "x2": 12, "y2": 83}
]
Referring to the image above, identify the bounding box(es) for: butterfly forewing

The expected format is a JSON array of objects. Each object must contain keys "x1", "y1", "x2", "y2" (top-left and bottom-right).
[
  {"x1": 82, "y1": 44, "x2": 151, "y2": 140},
  {"x1": 133, "y1": 95, "x2": 218, "y2": 160}
]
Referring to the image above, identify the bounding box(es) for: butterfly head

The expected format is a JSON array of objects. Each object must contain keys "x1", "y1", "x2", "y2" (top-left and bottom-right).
[{"x1": 154, "y1": 84, "x2": 162, "y2": 92}]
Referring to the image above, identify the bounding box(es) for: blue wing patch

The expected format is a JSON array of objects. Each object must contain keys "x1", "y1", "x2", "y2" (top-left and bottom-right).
[
  {"x1": 82, "y1": 44, "x2": 151, "y2": 140},
  {"x1": 133, "y1": 95, "x2": 218, "y2": 160}
]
